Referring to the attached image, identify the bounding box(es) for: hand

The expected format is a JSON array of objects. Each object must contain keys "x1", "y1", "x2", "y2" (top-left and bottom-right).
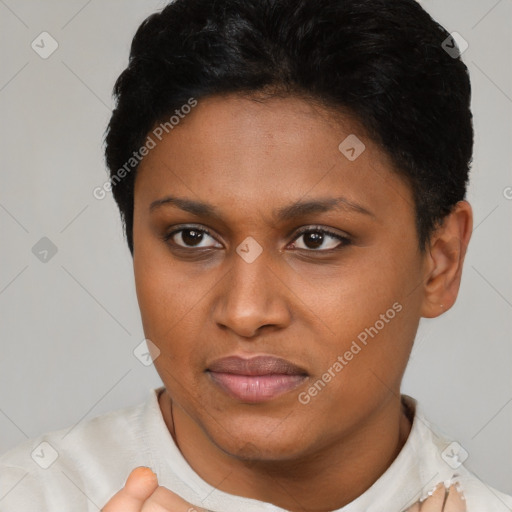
[
  {"x1": 101, "y1": 466, "x2": 211, "y2": 512},
  {"x1": 405, "y1": 483, "x2": 466, "y2": 512}
]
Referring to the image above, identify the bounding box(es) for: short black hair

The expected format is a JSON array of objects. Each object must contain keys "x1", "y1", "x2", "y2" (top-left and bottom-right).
[{"x1": 104, "y1": 0, "x2": 473, "y2": 256}]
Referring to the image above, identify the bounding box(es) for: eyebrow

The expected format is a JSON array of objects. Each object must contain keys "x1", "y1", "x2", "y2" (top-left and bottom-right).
[{"x1": 149, "y1": 195, "x2": 375, "y2": 221}]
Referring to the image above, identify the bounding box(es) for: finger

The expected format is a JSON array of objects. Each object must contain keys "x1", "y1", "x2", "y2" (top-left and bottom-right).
[
  {"x1": 443, "y1": 484, "x2": 466, "y2": 512},
  {"x1": 102, "y1": 466, "x2": 159, "y2": 511},
  {"x1": 140, "y1": 486, "x2": 209, "y2": 512},
  {"x1": 124, "y1": 467, "x2": 160, "y2": 500},
  {"x1": 420, "y1": 484, "x2": 447, "y2": 511}
]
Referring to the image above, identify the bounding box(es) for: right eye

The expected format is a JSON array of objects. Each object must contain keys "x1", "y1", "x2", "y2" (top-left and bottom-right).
[{"x1": 163, "y1": 225, "x2": 223, "y2": 249}]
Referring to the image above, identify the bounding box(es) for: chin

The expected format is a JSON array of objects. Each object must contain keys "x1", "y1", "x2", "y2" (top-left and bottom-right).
[{"x1": 203, "y1": 411, "x2": 314, "y2": 462}]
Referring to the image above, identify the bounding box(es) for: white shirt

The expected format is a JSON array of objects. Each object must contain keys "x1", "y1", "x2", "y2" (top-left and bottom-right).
[{"x1": 1, "y1": 386, "x2": 511, "y2": 512}]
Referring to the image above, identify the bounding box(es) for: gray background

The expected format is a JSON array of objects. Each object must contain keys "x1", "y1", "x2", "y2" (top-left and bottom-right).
[{"x1": 1, "y1": 0, "x2": 511, "y2": 496}]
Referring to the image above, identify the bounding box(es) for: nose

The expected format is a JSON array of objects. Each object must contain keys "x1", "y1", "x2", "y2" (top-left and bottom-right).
[{"x1": 212, "y1": 249, "x2": 292, "y2": 339}]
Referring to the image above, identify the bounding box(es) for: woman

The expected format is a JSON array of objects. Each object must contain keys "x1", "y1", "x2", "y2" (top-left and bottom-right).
[{"x1": 1, "y1": 0, "x2": 510, "y2": 510}]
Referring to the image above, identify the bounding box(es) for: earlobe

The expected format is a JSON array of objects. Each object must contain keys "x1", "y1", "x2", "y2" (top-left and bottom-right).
[{"x1": 420, "y1": 201, "x2": 473, "y2": 318}]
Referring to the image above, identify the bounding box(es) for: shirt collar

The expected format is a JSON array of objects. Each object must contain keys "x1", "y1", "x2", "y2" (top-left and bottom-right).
[{"x1": 145, "y1": 388, "x2": 458, "y2": 512}]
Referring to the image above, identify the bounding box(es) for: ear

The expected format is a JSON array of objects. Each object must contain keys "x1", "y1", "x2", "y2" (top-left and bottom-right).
[{"x1": 420, "y1": 200, "x2": 473, "y2": 318}]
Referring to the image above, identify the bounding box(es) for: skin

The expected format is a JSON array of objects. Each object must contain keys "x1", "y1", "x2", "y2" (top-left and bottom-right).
[{"x1": 102, "y1": 94, "x2": 473, "y2": 511}]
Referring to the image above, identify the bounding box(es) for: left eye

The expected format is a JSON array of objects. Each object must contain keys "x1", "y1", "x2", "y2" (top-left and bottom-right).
[{"x1": 289, "y1": 228, "x2": 350, "y2": 251}]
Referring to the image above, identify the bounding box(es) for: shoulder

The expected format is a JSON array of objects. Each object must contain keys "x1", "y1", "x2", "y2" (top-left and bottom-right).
[
  {"x1": 1, "y1": 398, "x2": 146, "y2": 470},
  {"x1": 406, "y1": 396, "x2": 512, "y2": 511},
  {"x1": 0, "y1": 396, "x2": 150, "y2": 511},
  {"x1": 454, "y1": 465, "x2": 512, "y2": 511}
]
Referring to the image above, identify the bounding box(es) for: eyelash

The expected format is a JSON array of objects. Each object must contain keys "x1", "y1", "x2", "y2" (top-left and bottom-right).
[
  {"x1": 292, "y1": 226, "x2": 351, "y2": 251},
  {"x1": 161, "y1": 224, "x2": 351, "y2": 253}
]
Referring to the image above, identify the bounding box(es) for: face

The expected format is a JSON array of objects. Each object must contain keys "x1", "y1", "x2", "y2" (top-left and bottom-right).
[{"x1": 133, "y1": 94, "x2": 428, "y2": 461}]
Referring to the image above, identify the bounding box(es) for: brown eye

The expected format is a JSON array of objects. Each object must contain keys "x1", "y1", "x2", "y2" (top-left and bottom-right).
[
  {"x1": 164, "y1": 226, "x2": 222, "y2": 249},
  {"x1": 300, "y1": 231, "x2": 327, "y2": 250},
  {"x1": 179, "y1": 228, "x2": 206, "y2": 247},
  {"x1": 290, "y1": 227, "x2": 350, "y2": 251}
]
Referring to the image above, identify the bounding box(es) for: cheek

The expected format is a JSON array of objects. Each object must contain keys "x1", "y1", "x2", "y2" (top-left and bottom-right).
[
  {"x1": 134, "y1": 251, "x2": 193, "y2": 358},
  {"x1": 136, "y1": 274, "x2": 206, "y2": 388},
  {"x1": 300, "y1": 299, "x2": 416, "y2": 433},
  {"x1": 134, "y1": 234, "x2": 196, "y2": 329},
  {"x1": 133, "y1": 247, "x2": 223, "y2": 387},
  {"x1": 314, "y1": 259, "x2": 405, "y2": 340},
  {"x1": 317, "y1": 294, "x2": 411, "y2": 383},
  {"x1": 310, "y1": 248, "x2": 420, "y2": 387}
]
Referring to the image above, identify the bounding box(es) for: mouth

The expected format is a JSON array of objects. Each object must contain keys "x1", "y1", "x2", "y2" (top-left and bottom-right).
[{"x1": 206, "y1": 355, "x2": 308, "y2": 403}]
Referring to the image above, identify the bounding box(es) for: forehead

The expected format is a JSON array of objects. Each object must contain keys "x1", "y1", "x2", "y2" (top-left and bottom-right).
[{"x1": 134, "y1": 94, "x2": 414, "y2": 221}]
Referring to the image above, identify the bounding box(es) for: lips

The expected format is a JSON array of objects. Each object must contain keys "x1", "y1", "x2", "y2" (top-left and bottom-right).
[
  {"x1": 206, "y1": 355, "x2": 308, "y2": 403},
  {"x1": 208, "y1": 355, "x2": 307, "y2": 376}
]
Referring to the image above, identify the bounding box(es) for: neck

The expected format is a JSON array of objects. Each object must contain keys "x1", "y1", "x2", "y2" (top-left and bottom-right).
[{"x1": 158, "y1": 390, "x2": 412, "y2": 511}]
